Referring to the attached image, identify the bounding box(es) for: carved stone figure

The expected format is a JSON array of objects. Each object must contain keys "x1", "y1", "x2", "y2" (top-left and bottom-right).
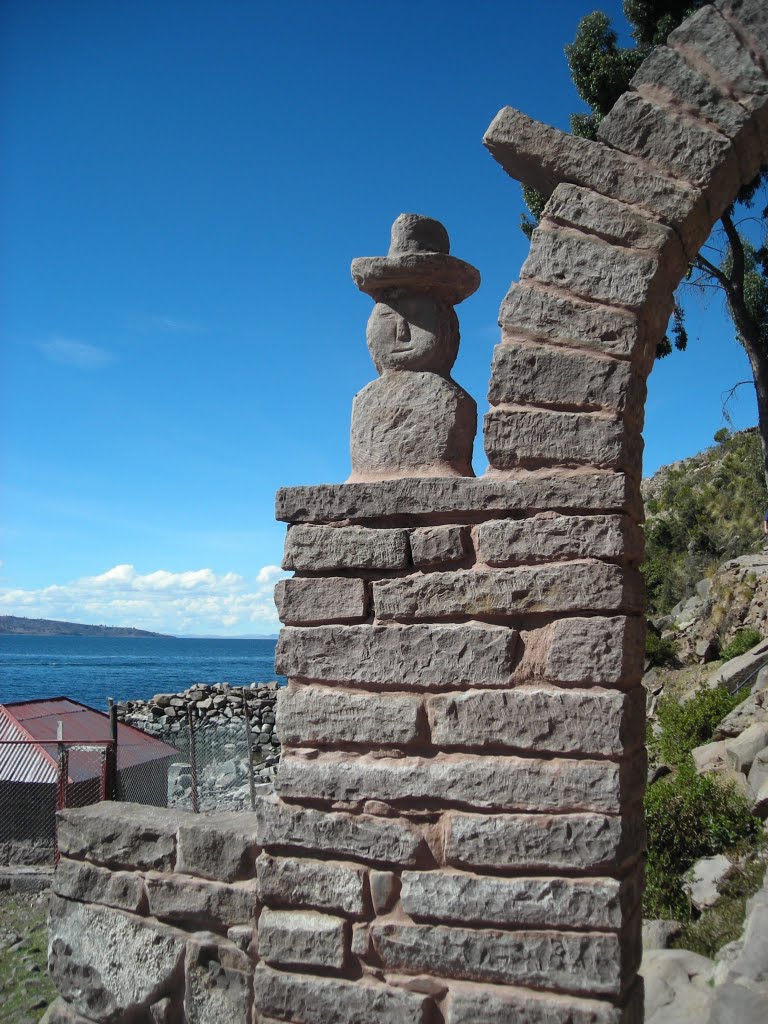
[{"x1": 348, "y1": 214, "x2": 480, "y2": 481}]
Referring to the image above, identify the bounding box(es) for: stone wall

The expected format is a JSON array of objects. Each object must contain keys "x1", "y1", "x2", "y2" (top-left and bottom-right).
[{"x1": 45, "y1": 2, "x2": 768, "y2": 1022}]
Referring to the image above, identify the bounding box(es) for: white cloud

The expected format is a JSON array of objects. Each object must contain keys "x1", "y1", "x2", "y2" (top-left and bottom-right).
[
  {"x1": 39, "y1": 338, "x2": 115, "y2": 369},
  {"x1": 0, "y1": 563, "x2": 288, "y2": 635}
]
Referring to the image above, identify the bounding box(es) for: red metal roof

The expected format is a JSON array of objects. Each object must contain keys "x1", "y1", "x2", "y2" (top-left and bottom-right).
[{"x1": 0, "y1": 697, "x2": 177, "y2": 784}]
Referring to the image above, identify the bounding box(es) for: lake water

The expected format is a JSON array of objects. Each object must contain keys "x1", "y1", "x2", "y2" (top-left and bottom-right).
[{"x1": 0, "y1": 635, "x2": 283, "y2": 710}]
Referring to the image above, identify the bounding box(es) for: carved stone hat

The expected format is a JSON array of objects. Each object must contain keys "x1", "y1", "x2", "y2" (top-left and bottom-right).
[{"x1": 351, "y1": 213, "x2": 481, "y2": 305}]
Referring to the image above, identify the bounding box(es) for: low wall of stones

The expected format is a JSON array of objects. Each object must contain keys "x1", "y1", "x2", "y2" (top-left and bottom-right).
[{"x1": 44, "y1": 2, "x2": 768, "y2": 1023}]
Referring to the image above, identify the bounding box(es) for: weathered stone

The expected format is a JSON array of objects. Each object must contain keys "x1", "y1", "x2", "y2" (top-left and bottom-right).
[
  {"x1": 176, "y1": 811, "x2": 261, "y2": 882},
  {"x1": 483, "y1": 106, "x2": 704, "y2": 243},
  {"x1": 426, "y1": 685, "x2": 645, "y2": 757},
  {"x1": 643, "y1": 919, "x2": 684, "y2": 950},
  {"x1": 275, "y1": 474, "x2": 636, "y2": 522},
  {"x1": 642, "y1": 948, "x2": 715, "y2": 1024},
  {"x1": 489, "y1": 339, "x2": 637, "y2": 414},
  {"x1": 685, "y1": 854, "x2": 735, "y2": 911},
  {"x1": 53, "y1": 859, "x2": 145, "y2": 913},
  {"x1": 373, "y1": 562, "x2": 643, "y2": 621},
  {"x1": 282, "y1": 524, "x2": 408, "y2": 571},
  {"x1": 499, "y1": 281, "x2": 643, "y2": 359},
  {"x1": 48, "y1": 896, "x2": 186, "y2": 1023},
  {"x1": 369, "y1": 870, "x2": 399, "y2": 914},
  {"x1": 692, "y1": 739, "x2": 728, "y2": 774},
  {"x1": 274, "y1": 577, "x2": 368, "y2": 625},
  {"x1": 485, "y1": 407, "x2": 635, "y2": 472},
  {"x1": 184, "y1": 938, "x2": 252, "y2": 1024},
  {"x1": 277, "y1": 751, "x2": 645, "y2": 814},
  {"x1": 521, "y1": 225, "x2": 663, "y2": 311},
  {"x1": 371, "y1": 922, "x2": 636, "y2": 995},
  {"x1": 256, "y1": 853, "x2": 367, "y2": 916},
  {"x1": 57, "y1": 803, "x2": 182, "y2": 872},
  {"x1": 258, "y1": 908, "x2": 348, "y2": 969},
  {"x1": 536, "y1": 615, "x2": 646, "y2": 687},
  {"x1": 544, "y1": 182, "x2": 680, "y2": 254},
  {"x1": 278, "y1": 684, "x2": 423, "y2": 747},
  {"x1": 671, "y1": 4, "x2": 768, "y2": 99},
  {"x1": 475, "y1": 513, "x2": 642, "y2": 565},
  {"x1": 725, "y1": 723, "x2": 768, "y2": 773},
  {"x1": 748, "y1": 745, "x2": 768, "y2": 795},
  {"x1": 400, "y1": 868, "x2": 638, "y2": 930},
  {"x1": 719, "y1": 0, "x2": 768, "y2": 58},
  {"x1": 275, "y1": 623, "x2": 518, "y2": 689},
  {"x1": 713, "y1": 693, "x2": 768, "y2": 739},
  {"x1": 445, "y1": 980, "x2": 642, "y2": 1024},
  {"x1": 253, "y1": 794, "x2": 427, "y2": 866},
  {"x1": 145, "y1": 873, "x2": 258, "y2": 932},
  {"x1": 253, "y1": 965, "x2": 431, "y2": 1024},
  {"x1": 598, "y1": 93, "x2": 737, "y2": 197},
  {"x1": 39, "y1": 998, "x2": 100, "y2": 1024},
  {"x1": 443, "y1": 810, "x2": 645, "y2": 872},
  {"x1": 350, "y1": 373, "x2": 476, "y2": 480},
  {"x1": 409, "y1": 525, "x2": 469, "y2": 567}
]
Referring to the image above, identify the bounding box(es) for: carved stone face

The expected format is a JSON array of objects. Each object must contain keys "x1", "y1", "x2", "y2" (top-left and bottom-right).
[{"x1": 366, "y1": 293, "x2": 459, "y2": 374}]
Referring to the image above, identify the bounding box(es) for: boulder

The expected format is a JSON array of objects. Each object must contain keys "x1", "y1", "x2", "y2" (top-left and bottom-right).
[
  {"x1": 713, "y1": 692, "x2": 768, "y2": 739},
  {"x1": 692, "y1": 740, "x2": 728, "y2": 775},
  {"x1": 642, "y1": 918, "x2": 683, "y2": 950},
  {"x1": 685, "y1": 854, "x2": 734, "y2": 911},
  {"x1": 642, "y1": 948, "x2": 715, "y2": 1024},
  {"x1": 725, "y1": 723, "x2": 768, "y2": 774},
  {"x1": 747, "y1": 746, "x2": 768, "y2": 795},
  {"x1": 708, "y1": 638, "x2": 768, "y2": 693}
]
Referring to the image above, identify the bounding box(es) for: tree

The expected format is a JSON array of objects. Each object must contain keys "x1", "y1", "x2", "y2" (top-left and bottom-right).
[{"x1": 522, "y1": 2, "x2": 768, "y2": 484}]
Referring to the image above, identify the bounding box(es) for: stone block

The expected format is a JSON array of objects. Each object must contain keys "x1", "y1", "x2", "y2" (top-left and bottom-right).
[
  {"x1": 282, "y1": 524, "x2": 409, "y2": 571},
  {"x1": 176, "y1": 811, "x2": 261, "y2": 882},
  {"x1": 350, "y1": 372, "x2": 476, "y2": 480},
  {"x1": 274, "y1": 577, "x2": 368, "y2": 625},
  {"x1": 277, "y1": 684, "x2": 424, "y2": 748},
  {"x1": 56, "y1": 803, "x2": 183, "y2": 872},
  {"x1": 258, "y1": 908, "x2": 348, "y2": 969},
  {"x1": 671, "y1": 4, "x2": 768, "y2": 99},
  {"x1": 373, "y1": 563, "x2": 643, "y2": 621},
  {"x1": 145, "y1": 873, "x2": 258, "y2": 932},
  {"x1": 489, "y1": 339, "x2": 635, "y2": 413},
  {"x1": 719, "y1": 0, "x2": 768, "y2": 57},
  {"x1": 256, "y1": 853, "x2": 367, "y2": 916},
  {"x1": 544, "y1": 182, "x2": 679, "y2": 254},
  {"x1": 536, "y1": 615, "x2": 646, "y2": 687},
  {"x1": 598, "y1": 93, "x2": 737, "y2": 195},
  {"x1": 276, "y1": 623, "x2": 519, "y2": 689},
  {"x1": 485, "y1": 407, "x2": 632, "y2": 472},
  {"x1": 475, "y1": 513, "x2": 642, "y2": 566},
  {"x1": 253, "y1": 793, "x2": 427, "y2": 866},
  {"x1": 275, "y1": 474, "x2": 636, "y2": 523},
  {"x1": 369, "y1": 869, "x2": 399, "y2": 914},
  {"x1": 443, "y1": 810, "x2": 645, "y2": 872},
  {"x1": 499, "y1": 281, "x2": 643, "y2": 359},
  {"x1": 48, "y1": 895, "x2": 186, "y2": 1023},
  {"x1": 400, "y1": 868, "x2": 638, "y2": 930},
  {"x1": 445, "y1": 980, "x2": 641, "y2": 1024},
  {"x1": 253, "y1": 965, "x2": 432, "y2": 1024},
  {"x1": 521, "y1": 225, "x2": 662, "y2": 311},
  {"x1": 409, "y1": 525, "x2": 469, "y2": 567},
  {"x1": 277, "y1": 750, "x2": 645, "y2": 814},
  {"x1": 53, "y1": 859, "x2": 145, "y2": 914},
  {"x1": 184, "y1": 938, "x2": 252, "y2": 1024},
  {"x1": 370, "y1": 922, "x2": 636, "y2": 996},
  {"x1": 482, "y1": 106, "x2": 704, "y2": 240},
  {"x1": 426, "y1": 685, "x2": 645, "y2": 757}
]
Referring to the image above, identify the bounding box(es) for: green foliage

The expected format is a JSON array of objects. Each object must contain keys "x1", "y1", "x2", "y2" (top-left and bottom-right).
[
  {"x1": 642, "y1": 428, "x2": 768, "y2": 616},
  {"x1": 564, "y1": 11, "x2": 646, "y2": 118},
  {"x1": 674, "y1": 860, "x2": 767, "y2": 957},
  {"x1": 646, "y1": 630, "x2": 679, "y2": 668},
  {"x1": 644, "y1": 763, "x2": 761, "y2": 918},
  {"x1": 721, "y1": 627, "x2": 763, "y2": 661},
  {"x1": 648, "y1": 686, "x2": 744, "y2": 768}
]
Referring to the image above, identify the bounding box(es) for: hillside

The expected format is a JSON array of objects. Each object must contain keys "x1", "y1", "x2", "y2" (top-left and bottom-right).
[
  {"x1": 642, "y1": 428, "x2": 768, "y2": 618},
  {"x1": 0, "y1": 615, "x2": 171, "y2": 638}
]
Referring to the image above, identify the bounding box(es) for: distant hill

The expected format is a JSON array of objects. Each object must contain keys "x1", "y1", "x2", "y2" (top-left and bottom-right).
[{"x1": 0, "y1": 615, "x2": 172, "y2": 638}]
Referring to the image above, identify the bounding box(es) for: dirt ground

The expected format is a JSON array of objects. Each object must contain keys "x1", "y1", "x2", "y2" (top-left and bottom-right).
[{"x1": 0, "y1": 890, "x2": 56, "y2": 1024}]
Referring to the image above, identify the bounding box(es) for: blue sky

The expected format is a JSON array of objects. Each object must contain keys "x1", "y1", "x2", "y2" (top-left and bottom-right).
[{"x1": 1, "y1": 0, "x2": 759, "y2": 635}]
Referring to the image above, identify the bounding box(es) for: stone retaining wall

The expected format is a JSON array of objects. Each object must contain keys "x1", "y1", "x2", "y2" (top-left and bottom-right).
[{"x1": 45, "y1": 2, "x2": 768, "y2": 1022}]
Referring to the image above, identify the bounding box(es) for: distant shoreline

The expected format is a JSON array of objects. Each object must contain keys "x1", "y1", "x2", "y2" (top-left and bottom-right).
[{"x1": 0, "y1": 615, "x2": 171, "y2": 639}]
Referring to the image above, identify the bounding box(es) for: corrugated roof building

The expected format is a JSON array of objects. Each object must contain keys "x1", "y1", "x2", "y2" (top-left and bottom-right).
[{"x1": 0, "y1": 697, "x2": 177, "y2": 865}]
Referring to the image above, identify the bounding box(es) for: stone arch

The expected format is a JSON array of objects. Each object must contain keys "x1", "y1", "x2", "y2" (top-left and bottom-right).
[{"x1": 43, "y1": 5, "x2": 768, "y2": 1024}]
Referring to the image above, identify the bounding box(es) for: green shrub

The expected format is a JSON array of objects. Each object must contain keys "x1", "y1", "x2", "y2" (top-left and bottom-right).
[
  {"x1": 720, "y1": 627, "x2": 762, "y2": 661},
  {"x1": 645, "y1": 630, "x2": 679, "y2": 668},
  {"x1": 673, "y1": 860, "x2": 767, "y2": 957},
  {"x1": 644, "y1": 763, "x2": 762, "y2": 919},
  {"x1": 652, "y1": 687, "x2": 743, "y2": 767}
]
